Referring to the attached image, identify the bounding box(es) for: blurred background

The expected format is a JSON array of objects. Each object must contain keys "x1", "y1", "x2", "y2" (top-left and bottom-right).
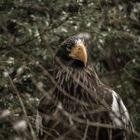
[{"x1": 0, "y1": 0, "x2": 140, "y2": 139}]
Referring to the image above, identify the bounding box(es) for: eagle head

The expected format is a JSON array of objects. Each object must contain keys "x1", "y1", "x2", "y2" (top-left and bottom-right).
[{"x1": 55, "y1": 36, "x2": 88, "y2": 67}]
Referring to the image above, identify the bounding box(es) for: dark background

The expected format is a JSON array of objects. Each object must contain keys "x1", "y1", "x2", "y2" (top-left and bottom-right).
[{"x1": 0, "y1": 0, "x2": 140, "y2": 139}]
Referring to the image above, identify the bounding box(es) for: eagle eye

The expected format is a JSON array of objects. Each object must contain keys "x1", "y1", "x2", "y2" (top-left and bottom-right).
[{"x1": 66, "y1": 45, "x2": 73, "y2": 52}]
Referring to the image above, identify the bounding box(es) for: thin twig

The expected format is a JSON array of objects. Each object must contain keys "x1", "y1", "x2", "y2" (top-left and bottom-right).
[
  {"x1": 83, "y1": 123, "x2": 88, "y2": 140},
  {"x1": 8, "y1": 75, "x2": 37, "y2": 140}
]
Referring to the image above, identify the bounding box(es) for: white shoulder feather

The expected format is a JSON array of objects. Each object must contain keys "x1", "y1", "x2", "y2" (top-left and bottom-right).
[{"x1": 109, "y1": 90, "x2": 130, "y2": 128}]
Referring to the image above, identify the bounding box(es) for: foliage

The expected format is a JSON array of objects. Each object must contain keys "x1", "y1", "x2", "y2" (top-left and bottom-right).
[{"x1": 0, "y1": 0, "x2": 140, "y2": 139}]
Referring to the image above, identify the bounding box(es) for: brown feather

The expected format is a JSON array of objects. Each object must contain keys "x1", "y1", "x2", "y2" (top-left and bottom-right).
[{"x1": 37, "y1": 37, "x2": 132, "y2": 140}]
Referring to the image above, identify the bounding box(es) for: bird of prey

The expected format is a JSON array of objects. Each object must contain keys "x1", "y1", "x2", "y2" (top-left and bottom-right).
[{"x1": 37, "y1": 36, "x2": 132, "y2": 140}]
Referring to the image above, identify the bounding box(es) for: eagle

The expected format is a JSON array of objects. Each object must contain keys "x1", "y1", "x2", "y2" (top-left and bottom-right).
[{"x1": 37, "y1": 36, "x2": 132, "y2": 140}]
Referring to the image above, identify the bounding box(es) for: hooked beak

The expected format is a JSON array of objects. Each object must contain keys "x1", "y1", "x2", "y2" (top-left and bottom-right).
[{"x1": 69, "y1": 42, "x2": 87, "y2": 67}]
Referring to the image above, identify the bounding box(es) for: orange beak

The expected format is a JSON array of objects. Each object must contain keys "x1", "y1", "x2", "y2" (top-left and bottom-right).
[{"x1": 69, "y1": 42, "x2": 87, "y2": 67}]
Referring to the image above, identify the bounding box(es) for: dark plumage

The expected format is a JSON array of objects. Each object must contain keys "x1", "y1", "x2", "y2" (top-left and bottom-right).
[{"x1": 37, "y1": 36, "x2": 132, "y2": 140}]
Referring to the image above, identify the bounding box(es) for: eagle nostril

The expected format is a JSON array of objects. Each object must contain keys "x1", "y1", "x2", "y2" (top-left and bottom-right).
[{"x1": 78, "y1": 47, "x2": 81, "y2": 50}]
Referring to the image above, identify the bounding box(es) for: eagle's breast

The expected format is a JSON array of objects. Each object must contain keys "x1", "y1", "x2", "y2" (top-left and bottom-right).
[{"x1": 54, "y1": 66, "x2": 94, "y2": 112}]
